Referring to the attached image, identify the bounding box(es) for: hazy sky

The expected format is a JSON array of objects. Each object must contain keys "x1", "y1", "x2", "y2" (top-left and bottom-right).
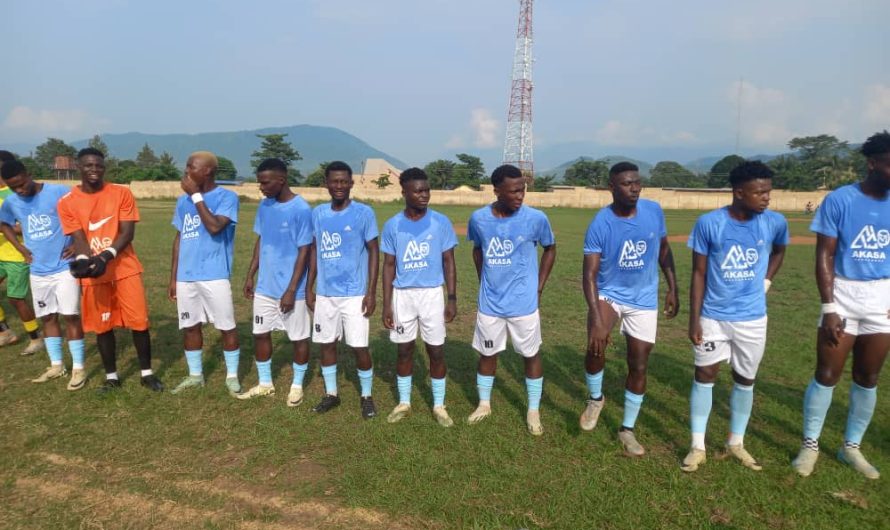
[{"x1": 4, "y1": 0, "x2": 888, "y2": 164}]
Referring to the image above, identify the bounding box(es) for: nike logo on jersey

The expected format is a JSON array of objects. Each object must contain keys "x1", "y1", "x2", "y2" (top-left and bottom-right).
[
  {"x1": 618, "y1": 240, "x2": 647, "y2": 269},
  {"x1": 88, "y1": 216, "x2": 114, "y2": 231},
  {"x1": 720, "y1": 244, "x2": 758, "y2": 280},
  {"x1": 850, "y1": 225, "x2": 889, "y2": 261}
]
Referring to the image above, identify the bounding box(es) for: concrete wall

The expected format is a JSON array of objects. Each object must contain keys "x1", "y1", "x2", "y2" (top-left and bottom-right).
[{"x1": 46, "y1": 180, "x2": 830, "y2": 211}]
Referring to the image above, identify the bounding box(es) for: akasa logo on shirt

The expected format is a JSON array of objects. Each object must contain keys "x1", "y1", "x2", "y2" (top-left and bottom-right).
[
  {"x1": 26, "y1": 214, "x2": 53, "y2": 240},
  {"x1": 181, "y1": 213, "x2": 201, "y2": 240},
  {"x1": 618, "y1": 240, "x2": 647, "y2": 269},
  {"x1": 486, "y1": 237, "x2": 514, "y2": 266},
  {"x1": 720, "y1": 245, "x2": 759, "y2": 280},
  {"x1": 402, "y1": 238, "x2": 431, "y2": 271},
  {"x1": 90, "y1": 236, "x2": 112, "y2": 254},
  {"x1": 320, "y1": 230, "x2": 342, "y2": 259},
  {"x1": 850, "y1": 225, "x2": 890, "y2": 261}
]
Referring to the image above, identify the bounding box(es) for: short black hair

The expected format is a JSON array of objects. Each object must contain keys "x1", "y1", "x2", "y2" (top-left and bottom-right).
[
  {"x1": 609, "y1": 161, "x2": 638, "y2": 177},
  {"x1": 729, "y1": 160, "x2": 774, "y2": 188},
  {"x1": 325, "y1": 161, "x2": 353, "y2": 179},
  {"x1": 0, "y1": 160, "x2": 26, "y2": 180},
  {"x1": 399, "y1": 167, "x2": 427, "y2": 185},
  {"x1": 256, "y1": 158, "x2": 287, "y2": 174},
  {"x1": 77, "y1": 147, "x2": 105, "y2": 159},
  {"x1": 491, "y1": 164, "x2": 523, "y2": 187},
  {"x1": 861, "y1": 130, "x2": 890, "y2": 158},
  {"x1": 0, "y1": 150, "x2": 15, "y2": 164}
]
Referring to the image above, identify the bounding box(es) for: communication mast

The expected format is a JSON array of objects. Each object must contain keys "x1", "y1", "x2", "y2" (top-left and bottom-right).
[{"x1": 502, "y1": 0, "x2": 534, "y2": 182}]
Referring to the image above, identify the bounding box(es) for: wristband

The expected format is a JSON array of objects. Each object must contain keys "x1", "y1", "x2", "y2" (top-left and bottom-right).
[
  {"x1": 763, "y1": 279, "x2": 772, "y2": 293},
  {"x1": 104, "y1": 247, "x2": 118, "y2": 259},
  {"x1": 821, "y1": 302, "x2": 838, "y2": 314},
  {"x1": 191, "y1": 192, "x2": 204, "y2": 204},
  {"x1": 75, "y1": 254, "x2": 89, "y2": 261},
  {"x1": 447, "y1": 294, "x2": 457, "y2": 301}
]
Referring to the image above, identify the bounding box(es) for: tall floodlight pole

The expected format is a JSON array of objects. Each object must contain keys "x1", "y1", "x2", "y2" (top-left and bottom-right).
[{"x1": 503, "y1": 0, "x2": 534, "y2": 182}]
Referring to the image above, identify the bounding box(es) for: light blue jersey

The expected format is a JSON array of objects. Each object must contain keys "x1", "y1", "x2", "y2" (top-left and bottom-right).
[
  {"x1": 312, "y1": 201, "x2": 378, "y2": 297},
  {"x1": 688, "y1": 207, "x2": 789, "y2": 321},
  {"x1": 0, "y1": 183, "x2": 71, "y2": 276},
  {"x1": 381, "y1": 209, "x2": 458, "y2": 289},
  {"x1": 172, "y1": 186, "x2": 239, "y2": 282},
  {"x1": 584, "y1": 199, "x2": 667, "y2": 310},
  {"x1": 254, "y1": 195, "x2": 313, "y2": 299},
  {"x1": 811, "y1": 183, "x2": 890, "y2": 280},
  {"x1": 467, "y1": 204, "x2": 555, "y2": 318}
]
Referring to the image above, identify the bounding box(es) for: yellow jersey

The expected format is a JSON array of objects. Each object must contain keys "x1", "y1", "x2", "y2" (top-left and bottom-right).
[{"x1": 0, "y1": 186, "x2": 26, "y2": 262}]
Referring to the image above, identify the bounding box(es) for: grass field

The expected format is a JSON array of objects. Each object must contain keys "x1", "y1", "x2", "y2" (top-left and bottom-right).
[{"x1": 1, "y1": 198, "x2": 887, "y2": 529}]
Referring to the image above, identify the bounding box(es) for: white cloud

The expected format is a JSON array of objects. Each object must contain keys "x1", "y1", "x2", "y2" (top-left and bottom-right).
[
  {"x1": 726, "y1": 80, "x2": 794, "y2": 148},
  {"x1": 863, "y1": 83, "x2": 890, "y2": 128},
  {"x1": 444, "y1": 134, "x2": 466, "y2": 149},
  {"x1": 2, "y1": 106, "x2": 109, "y2": 136},
  {"x1": 470, "y1": 108, "x2": 500, "y2": 148},
  {"x1": 593, "y1": 120, "x2": 698, "y2": 147}
]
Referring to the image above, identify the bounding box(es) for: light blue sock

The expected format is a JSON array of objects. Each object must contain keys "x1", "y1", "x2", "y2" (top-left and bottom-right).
[
  {"x1": 223, "y1": 349, "x2": 240, "y2": 378},
  {"x1": 292, "y1": 362, "x2": 308, "y2": 387},
  {"x1": 802, "y1": 378, "x2": 835, "y2": 441},
  {"x1": 526, "y1": 377, "x2": 543, "y2": 410},
  {"x1": 690, "y1": 380, "x2": 714, "y2": 435},
  {"x1": 256, "y1": 359, "x2": 272, "y2": 386},
  {"x1": 68, "y1": 339, "x2": 85, "y2": 369},
  {"x1": 431, "y1": 377, "x2": 446, "y2": 407},
  {"x1": 45, "y1": 336, "x2": 63, "y2": 364},
  {"x1": 622, "y1": 390, "x2": 644, "y2": 429},
  {"x1": 585, "y1": 370, "x2": 604, "y2": 400},
  {"x1": 185, "y1": 349, "x2": 203, "y2": 376},
  {"x1": 322, "y1": 364, "x2": 338, "y2": 395},
  {"x1": 358, "y1": 368, "x2": 373, "y2": 397},
  {"x1": 477, "y1": 373, "x2": 494, "y2": 402},
  {"x1": 845, "y1": 383, "x2": 877, "y2": 445},
  {"x1": 729, "y1": 383, "x2": 755, "y2": 436},
  {"x1": 397, "y1": 375, "x2": 412, "y2": 404}
]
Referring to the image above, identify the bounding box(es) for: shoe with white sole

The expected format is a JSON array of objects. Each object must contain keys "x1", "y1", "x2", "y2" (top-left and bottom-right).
[
  {"x1": 236, "y1": 384, "x2": 275, "y2": 400},
  {"x1": 837, "y1": 446, "x2": 880, "y2": 480},
  {"x1": 0, "y1": 329, "x2": 19, "y2": 348},
  {"x1": 681, "y1": 448, "x2": 707, "y2": 472},
  {"x1": 287, "y1": 386, "x2": 304, "y2": 407},
  {"x1": 726, "y1": 443, "x2": 763, "y2": 471},
  {"x1": 67, "y1": 369, "x2": 87, "y2": 391},
  {"x1": 467, "y1": 401, "x2": 492, "y2": 424},
  {"x1": 22, "y1": 338, "x2": 44, "y2": 356},
  {"x1": 618, "y1": 429, "x2": 646, "y2": 457},
  {"x1": 170, "y1": 375, "x2": 205, "y2": 395},
  {"x1": 527, "y1": 409, "x2": 543, "y2": 436},
  {"x1": 432, "y1": 406, "x2": 454, "y2": 427},
  {"x1": 387, "y1": 403, "x2": 411, "y2": 423},
  {"x1": 579, "y1": 397, "x2": 605, "y2": 431},
  {"x1": 31, "y1": 364, "x2": 67, "y2": 383}
]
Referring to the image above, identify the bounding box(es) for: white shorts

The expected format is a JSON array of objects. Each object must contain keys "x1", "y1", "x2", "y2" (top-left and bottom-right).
[
  {"x1": 30, "y1": 270, "x2": 80, "y2": 318},
  {"x1": 472, "y1": 310, "x2": 542, "y2": 358},
  {"x1": 825, "y1": 277, "x2": 890, "y2": 336},
  {"x1": 390, "y1": 287, "x2": 446, "y2": 345},
  {"x1": 176, "y1": 279, "x2": 237, "y2": 331},
  {"x1": 252, "y1": 294, "x2": 310, "y2": 340},
  {"x1": 693, "y1": 316, "x2": 768, "y2": 380},
  {"x1": 312, "y1": 295, "x2": 369, "y2": 348},
  {"x1": 600, "y1": 295, "x2": 657, "y2": 344}
]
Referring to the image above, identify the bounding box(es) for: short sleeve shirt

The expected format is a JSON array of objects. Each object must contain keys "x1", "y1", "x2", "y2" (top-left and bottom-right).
[
  {"x1": 312, "y1": 201, "x2": 379, "y2": 297},
  {"x1": 172, "y1": 186, "x2": 239, "y2": 282},
  {"x1": 381, "y1": 209, "x2": 458, "y2": 288},
  {"x1": 253, "y1": 195, "x2": 313, "y2": 300},
  {"x1": 0, "y1": 184, "x2": 72, "y2": 276}
]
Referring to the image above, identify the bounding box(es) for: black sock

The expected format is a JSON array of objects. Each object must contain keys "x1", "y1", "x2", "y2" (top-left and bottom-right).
[
  {"x1": 132, "y1": 329, "x2": 152, "y2": 371},
  {"x1": 97, "y1": 331, "x2": 117, "y2": 374},
  {"x1": 28, "y1": 329, "x2": 40, "y2": 340},
  {"x1": 0, "y1": 320, "x2": 9, "y2": 332}
]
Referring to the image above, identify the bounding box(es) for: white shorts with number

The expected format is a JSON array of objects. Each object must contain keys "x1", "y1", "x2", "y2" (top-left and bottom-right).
[
  {"x1": 826, "y1": 277, "x2": 890, "y2": 336},
  {"x1": 312, "y1": 295, "x2": 369, "y2": 347},
  {"x1": 176, "y1": 279, "x2": 237, "y2": 331},
  {"x1": 252, "y1": 294, "x2": 310, "y2": 340},
  {"x1": 473, "y1": 310, "x2": 542, "y2": 358},
  {"x1": 30, "y1": 270, "x2": 80, "y2": 318},
  {"x1": 693, "y1": 316, "x2": 768, "y2": 380},
  {"x1": 600, "y1": 295, "x2": 657, "y2": 344},
  {"x1": 390, "y1": 287, "x2": 446, "y2": 345}
]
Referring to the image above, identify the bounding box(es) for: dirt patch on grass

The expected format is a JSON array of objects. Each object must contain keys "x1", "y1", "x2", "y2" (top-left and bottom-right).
[
  {"x1": 454, "y1": 223, "x2": 467, "y2": 236},
  {"x1": 667, "y1": 234, "x2": 815, "y2": 245}
]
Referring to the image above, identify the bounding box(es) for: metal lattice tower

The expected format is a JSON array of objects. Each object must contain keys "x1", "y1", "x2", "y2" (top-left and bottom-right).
[{"x1": 502, "y1": 0, "x2": 534, "y2": 179}]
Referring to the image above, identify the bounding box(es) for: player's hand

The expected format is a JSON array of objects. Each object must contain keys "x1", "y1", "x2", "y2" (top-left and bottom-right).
[
  {"x1": 168, "y1": 280, "x2": 177, "y2": 301},
  {"x1": 663, "y1": 289, "x2": 679, "y2": 319},
  {"x1": 69, "y1": 257, "x2": 92, "y2": 278},
  {"x1": 60, "y1": 244, "x2": 75, "y2": 260},
  {"x1": 444, "y1": 299, "x2": 457, "y2": 323},
  {"x1": 181, "y1": 175, "x2": 200, "y2": 195},
  {"x1": 305, "y1": 289, "x2": 316, "y2": 312},
  {"x1": 86, "y1": 250, "x2": 114, "y2": 278},
  {"x1": 586, "y1": 312, "x2": 610, "y2": 357},
  {"x1": 362, "y1": 293, "x2": 376, "y2": 317},
  {"x1": 20, "y1": 248, "x2": 33, "y2": 264},
  {"x1": 280, "y1": 289, "x2": 296, "y2": 313},
  {"x1": 688, "y1": 320, "x2": 703, "y2": 346},
  {"x1": 819, "y1": 312, "x2": 845, "y2": 346},
  {"x1": 382, "y1": 305, "x2": 394, "y2": 329},
  {"x1": 243, "y1": 277, "x2": 255, "y2": 300}
]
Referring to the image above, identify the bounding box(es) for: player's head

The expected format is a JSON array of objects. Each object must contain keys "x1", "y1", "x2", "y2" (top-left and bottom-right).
[
  {"x1": 186, "y1": 151, "x2": 218, "y2": 186},
  {"x1": 0, "y1": 159, "x2": 37, "y2": 197},
  {"x1": 862, "y1": 130, "x2": 890, "y2": 188},
  {"x1": 729, "y1": 160, "x2": 773, "y2": 214},
  {"x1": 399, "y1": 167, "x2": 430, "y2": 211},
  {"x1": 0, "y1": 150, "x2": 15, "y2": 165},
  {"x1": 491, "y1": 164, "x2": 525, "y2": 213},
  {"x1": 255, "y1": 158, "x2": 288, "y2": 199},
  {"x1": 76, "y1": 147, "x2": 106, "y2": 186},
  {"x1": 324, "y1": 161, "x2": 353, "y2": 203},
  {"x1": 608, "y1": 161, "x2": 641, "y2": 208}
]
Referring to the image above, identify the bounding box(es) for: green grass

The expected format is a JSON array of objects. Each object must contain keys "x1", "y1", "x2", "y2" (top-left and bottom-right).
[{"x1": 0, "y1": 200, "x2": 887, "y2": 529}]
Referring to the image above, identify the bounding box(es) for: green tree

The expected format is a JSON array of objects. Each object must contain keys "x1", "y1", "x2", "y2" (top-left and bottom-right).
[
  {"x1": 250, "y1": 133, "x2": 303, "y2": 185},
  {"x1": 88, "y1": 134, "x2": 109, "y2": 155},
  {"x1": 769, "y1": 155, "x2": 814, "y2": 190},
  {"x1": 451, "y1": 154, "x2": 485, "y2": 190},
  {"x1": 20, "y1": 156, "x2": 49, "y2": 180},
  {"x1": 649, "y1": 161, "x2": 705, "y2": 188},
  {"x1": 372, "y1": 174, "x2": 392, "y2": 189},
  {"x1": 217, "y1": 156, "x2": 238, "y2": 181},
  {"x1": 423, "y1": 159, "x2": 455, "y2": 189},
  {"x1": 304, "y1": 162, "x2": 329, "y2": 187},
  {"x1": 34, "y1": 137, "x2": 76, "y2": 173},
  {"x1": 563, "y1": 159, "x2": 608, "y2": 187},
  {"x1": 159, "y1": 151, "x2": 175, "y2": 167},
  {"x1": 531, "y1": 174, "x2": 555, "y2": 192},
  {"x1": 786, "y1": 134, "x2": 853, "y2": 189},
  {"x1": 135, "y1": 143, "x2": 159, "y2": 168},
  {"x1": 707, "y1": 154, "x2": 746, "y2": 188}
]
